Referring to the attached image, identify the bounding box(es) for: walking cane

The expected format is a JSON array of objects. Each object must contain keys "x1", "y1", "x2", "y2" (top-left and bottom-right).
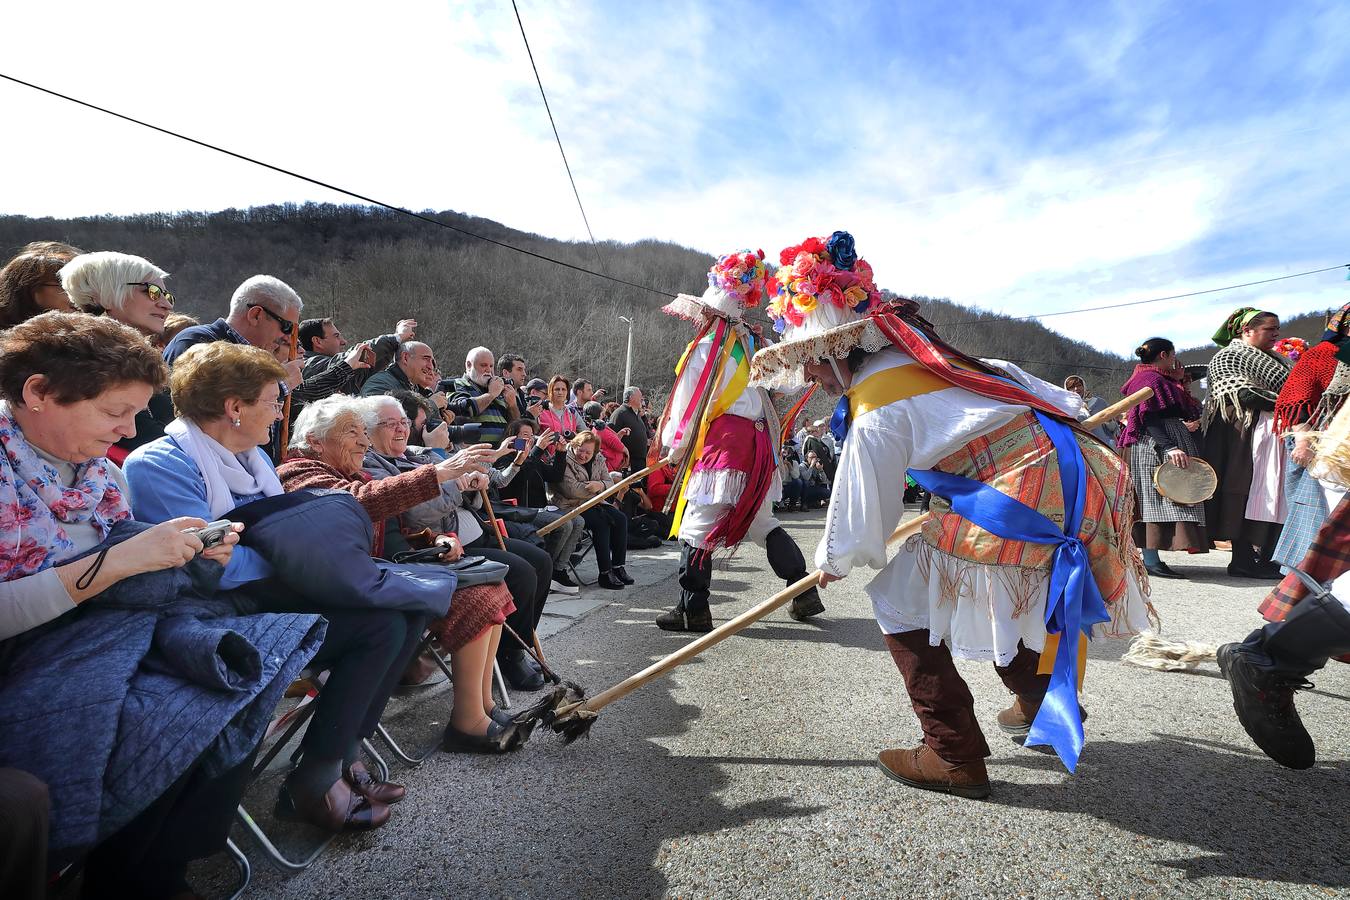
[{"x1": 535, "y1": 456, "x2": 675, "y2": 537}]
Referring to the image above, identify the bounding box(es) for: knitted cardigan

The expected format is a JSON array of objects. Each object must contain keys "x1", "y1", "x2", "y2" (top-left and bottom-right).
[{"x1": 276, "y1": 456, "x2": 439, "y2": 557}]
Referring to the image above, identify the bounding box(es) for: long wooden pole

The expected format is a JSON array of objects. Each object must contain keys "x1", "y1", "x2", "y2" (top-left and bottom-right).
[
  {"x1": 1083, "y1": 386, "x2": 1152, "y2": 431},
  {"x1": 478, "y1": 488, "x2": 508, "y2": 551},
  {"x1": 553, "y1": 513, "x2": 931, "y2": 721},
  {"x1": 536, "y1": 456, "x2": 675, "y2": 536},
  {"x1": 278, "y1": 326, "x2": 299, "y2": 453}
]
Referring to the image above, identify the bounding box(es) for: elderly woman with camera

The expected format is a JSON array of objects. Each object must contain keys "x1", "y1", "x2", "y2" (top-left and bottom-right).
[
  {"x1": 0, "y1": 313, "x2": 321, "y2": 897},
  {"x1": 357, "y1": 395, "x2": 558, "y2": 691},
  {"x1": 550, "y1": 431, "x2": 632, "y2": 590},
  {"x1": 125, "y1": 344, "x2": 438, "y2": 830}
]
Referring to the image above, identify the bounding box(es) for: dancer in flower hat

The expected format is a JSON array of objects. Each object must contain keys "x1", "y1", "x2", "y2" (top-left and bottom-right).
[
  {"x1": 651, "y1": 249, "x2": 823, "y2": 633},
  {"x1": 749, "y1": 231, "x2": 1154, "y2": 797}
]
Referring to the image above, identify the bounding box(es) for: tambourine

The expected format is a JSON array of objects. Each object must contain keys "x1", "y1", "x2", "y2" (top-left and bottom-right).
[{"x1": 1152, "y1": 457, "x2": 1217, "y2": 505}]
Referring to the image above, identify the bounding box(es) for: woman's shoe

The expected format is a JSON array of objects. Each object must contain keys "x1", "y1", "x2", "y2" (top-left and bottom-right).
[
  {"x1": 612, "y1": 565, "x2": 635, "y2": 585},
  {"x1": 1145, "y1": 563, "x2": 1185, "y2": 580},
  {"x1": 1227, "y1": 562, "x2": 1281, "y2": 580},
  {"x1": 498, "y1": 650, "x2": 546, "y2": 690},
  {"x1": 275, "y1": 780, "x2": 391, "y2": 832},
  {"x1": 344, "y1": 761, "x2": 406, "y2": 805},
  {"x1": 489, "y1": 705, "x2": 538, "y2": 745},
  {"x1": 441, "y1": 718, "x2": 519, "y2": 754},
  {"x1": 597, "y1": 570, "x2": 626, "y2": 590}
]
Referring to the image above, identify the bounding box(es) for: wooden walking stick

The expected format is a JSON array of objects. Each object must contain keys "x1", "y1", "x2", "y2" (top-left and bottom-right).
[
  {"x1": 535, "y1": 456, "x2": 675, "y2": 537},
  {"x1": 278, "y1": 325, "x2": 299, "y2": 453},
  {"x1": 1082, "y1": 386, "x2": 1153, "y2": 431},
  {"x1": 549, "y1": 513, "x2": 932, "y2": 743},
  {"x1": 479, "y1": 486, "x2": 560, "y2": 674}
]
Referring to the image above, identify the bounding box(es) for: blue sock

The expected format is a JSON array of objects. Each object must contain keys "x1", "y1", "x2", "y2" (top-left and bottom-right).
[{"x1": 1142, "y1": 548, "x2": 1160, "y2": 567}]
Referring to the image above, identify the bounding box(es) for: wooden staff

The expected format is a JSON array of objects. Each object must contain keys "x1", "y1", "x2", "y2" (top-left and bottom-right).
[
  {"x1": 278, "y1": 324, "x2": 299, "y2": 453},
  {"x1": 536, "y1": 456, "x2": 675, "y2": 537},
  {"x1": 552, "y1": 513, "x2": 932, "y2": 732},
  {"x1": 478, "y1": 488, "x2": 508, "y2": 551},
  {"x1": 1082, "y1": 386, "x2": 1153, "y2": 431}
]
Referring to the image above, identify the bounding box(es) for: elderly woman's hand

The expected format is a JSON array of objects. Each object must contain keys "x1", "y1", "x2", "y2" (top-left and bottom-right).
[
  {"x1": 434, "y1": 443, "x2": 497, "y2": 482},
  {"x1": 434, "y1": 533, "x2": 464, "y2": 562},
  {"x1": 114, "y1": 517, "x2": 207, "y2": 575},
  {"x1": 454, "y1": 472, "x2": 489, "y2": 492},
  {"x1": 586, "y1": 480, "x2": 605, "y2": 494},
  {"x1": 199, "y1": 522, "x2": 244, "y2": 567}
]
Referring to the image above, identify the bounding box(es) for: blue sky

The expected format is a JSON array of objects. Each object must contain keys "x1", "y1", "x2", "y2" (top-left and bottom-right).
[{"x1": 3, "y1": 0, "x2": 1348, "y2": 353}]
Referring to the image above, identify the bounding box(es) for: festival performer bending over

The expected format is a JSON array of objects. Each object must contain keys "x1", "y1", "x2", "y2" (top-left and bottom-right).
[
  {"x1": 750, "y1": 231, "x2": 1154, "y2": 798},
  {"x1": 653, "y1": 249, "x2": 823, "y2": 633}
]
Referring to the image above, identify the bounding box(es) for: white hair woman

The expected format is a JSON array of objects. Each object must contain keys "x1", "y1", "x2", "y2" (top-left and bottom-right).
[
  {"x1": 280, "y1": 397, "x2": 525, "y2": 751},
  {"x1": 60, "y1": 250, "x2": 176, "y2": 460},
  {"x1": 61, "y1": 250, "x2": 174, "y2": 338}
]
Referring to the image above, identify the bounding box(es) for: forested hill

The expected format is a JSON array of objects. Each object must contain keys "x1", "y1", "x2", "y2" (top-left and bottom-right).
[{"x1": 0, "y1": 202, "x2": 1268, "y2": 404}]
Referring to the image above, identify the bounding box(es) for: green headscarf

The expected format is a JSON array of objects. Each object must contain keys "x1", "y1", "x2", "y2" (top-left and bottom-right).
[{"x1": 1212, "y1": 306, "x2": 1267, "y2": 347}]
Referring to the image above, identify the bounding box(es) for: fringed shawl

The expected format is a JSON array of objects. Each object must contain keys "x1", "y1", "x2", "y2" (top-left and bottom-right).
[
  {"x1": 1117, "y1": 365, "x2": 1201, "y2": 449},
  {"x1": 1273, "y1": 339, "x2": 1350, "y2": 434},
  {"x1": 1202, "y1": 339, "x2": 1292, "y2": 431}
]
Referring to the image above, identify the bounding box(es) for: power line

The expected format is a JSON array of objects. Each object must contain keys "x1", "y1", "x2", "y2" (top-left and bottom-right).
[
  {"x1": 0, "y1": 72, "x2": 675, "y2": 300},
  {"x1": 510, "y1": 0, "x2": 605, "y2": 273},
  {"x1": 933, "y1": 263, "x2": 1349, "y2": 327}
]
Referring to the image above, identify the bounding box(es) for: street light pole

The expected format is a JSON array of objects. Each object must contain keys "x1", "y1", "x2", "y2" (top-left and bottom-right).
[{"x1": 618, "y1": 315, "x2": 634, "y2": 391}]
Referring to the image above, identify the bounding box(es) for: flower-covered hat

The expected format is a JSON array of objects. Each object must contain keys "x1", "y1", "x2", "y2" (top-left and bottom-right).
[
  {"x1": 662, "y1": 249, "x2": 774, "y2": 323},
  {"x1": 750, "y1": 230, "x2": 890, "y2": 389}
]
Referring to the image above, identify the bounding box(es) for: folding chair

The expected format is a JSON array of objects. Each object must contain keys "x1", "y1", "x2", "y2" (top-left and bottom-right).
[
  {"x1": 232, "y1": 670, "x2": 389, "y2": 874},
  {"x1": 567, "y1": 527, "x2": 598, "y2": 586}
]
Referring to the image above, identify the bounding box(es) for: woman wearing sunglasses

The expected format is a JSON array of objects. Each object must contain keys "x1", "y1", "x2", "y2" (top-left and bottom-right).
[{"x1": 61, "y1": 251, "x2": 178, "y2": 460}]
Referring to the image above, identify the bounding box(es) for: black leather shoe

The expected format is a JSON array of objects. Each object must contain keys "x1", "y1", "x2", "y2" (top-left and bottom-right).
[
  {"x1": 1228, "y1": 562, "x2": 1281, "y2": 580},
  {"x1": 789, "y1": 588, "x2": 825, "y2": 620},
  {"x1": 612, "y1": 565, "x2": 635, "y2": 585},
  {"x1": 441, "y1": 719, "x2": 520, "y2": 754},
  {"x1": 498, "y1": 651, "x2": 546, "y2": 690},
  {"x1": 598, "y1": 570, "x2": 626, "y2": 590},
  {"x1": 1145, "y1": 563, "x2": 1185, "y2": 580},
  {"x1": 655, "y1": 606, "x2": 713, "y2": 632}
]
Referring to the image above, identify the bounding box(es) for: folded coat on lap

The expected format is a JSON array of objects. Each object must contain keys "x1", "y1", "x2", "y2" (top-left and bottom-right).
[{"x1": 0, "y1": 520, "x2": 324, "y2": 861}]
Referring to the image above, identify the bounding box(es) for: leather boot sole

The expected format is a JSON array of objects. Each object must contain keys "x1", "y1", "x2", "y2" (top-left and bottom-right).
[{"x1": 875, "y1": 755, "x2": 990, "y2": 800}]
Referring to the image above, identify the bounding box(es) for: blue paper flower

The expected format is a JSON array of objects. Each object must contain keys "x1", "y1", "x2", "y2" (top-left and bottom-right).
[{"x1": 826, "y1": 231, "x2": 857, "y2": 271}]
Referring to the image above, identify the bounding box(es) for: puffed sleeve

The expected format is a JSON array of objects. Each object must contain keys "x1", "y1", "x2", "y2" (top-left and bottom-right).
[{"x1": 816, "y1": 410, "x2": 913, "y2": 578}]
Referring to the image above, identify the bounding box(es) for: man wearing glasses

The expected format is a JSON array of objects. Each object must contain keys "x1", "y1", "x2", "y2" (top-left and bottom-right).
[{"x1": 163, "y1": 274, "x2": 306, "y2": 460}]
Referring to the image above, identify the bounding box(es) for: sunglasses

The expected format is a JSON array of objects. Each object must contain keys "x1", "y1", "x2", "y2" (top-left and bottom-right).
[
  {"x1": 126, "y1": 282, "x2": 175, "y2": 307},
  {"x1": 249, "y1": 303, "x2": 294, "y2": 335}
]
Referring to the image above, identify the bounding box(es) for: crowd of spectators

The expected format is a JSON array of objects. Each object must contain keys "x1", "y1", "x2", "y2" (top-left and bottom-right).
[{"x1": 0, "y1": 240, "x2": 704, "y2": 898}]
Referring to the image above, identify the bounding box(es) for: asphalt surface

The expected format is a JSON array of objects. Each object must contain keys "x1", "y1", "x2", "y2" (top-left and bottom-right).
[{"x1": 200, "y1": 509, "x2": 1350, "y2": 899}]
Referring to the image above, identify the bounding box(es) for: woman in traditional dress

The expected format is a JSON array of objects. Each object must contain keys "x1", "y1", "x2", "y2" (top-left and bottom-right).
[
  {"x1": 1201, "y1": 308, "x2": 1291, "y2": 578},
  {"x1": 1117, "y1": 338, "x2": 1206, "y2": 579},
  {"x1": 1270, "y1": 302, "x2": 1350, "y2": 571}
]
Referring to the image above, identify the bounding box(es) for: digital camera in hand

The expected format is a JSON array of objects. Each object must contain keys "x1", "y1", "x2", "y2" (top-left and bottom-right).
[{"x1": 184, "y1": 519, "x2": 234, "y2": 550}]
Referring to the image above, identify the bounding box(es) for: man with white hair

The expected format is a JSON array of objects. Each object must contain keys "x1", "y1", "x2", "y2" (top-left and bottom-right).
[
  {"x1": 359, "y1": 341, "x2": 449, "y2": 426},
  {"x1": 163, "y1": 274, "x2": 308, "y2": 461},
  {"x1": 609, "y1": 386, "x2": 650, "y2": 477},
  {"x1": 445, "y1": 348, "x2": 524, "y2": 447}
]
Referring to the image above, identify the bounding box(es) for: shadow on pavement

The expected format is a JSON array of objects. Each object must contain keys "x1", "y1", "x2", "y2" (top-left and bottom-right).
[{"x1": 985, "y1": 732, "x2": 1350, "y2": 888}]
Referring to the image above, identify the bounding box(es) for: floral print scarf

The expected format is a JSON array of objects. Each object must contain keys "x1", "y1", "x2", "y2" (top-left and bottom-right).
[{"x1": 0, "y1": 401, "x2": 131, "y2": 581}]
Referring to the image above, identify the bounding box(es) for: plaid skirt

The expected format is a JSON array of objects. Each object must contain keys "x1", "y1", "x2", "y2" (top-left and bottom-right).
[
  {"x1": 1127, "y1": 419, "x2": 1205, "y2": 524},
  {"x1": 1273, "y1": 439, "x2": 1332, "y2": 569}
]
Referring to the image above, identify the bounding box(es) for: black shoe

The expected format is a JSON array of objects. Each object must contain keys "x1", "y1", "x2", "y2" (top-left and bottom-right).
[
  {"x1": 1145, "y1": 563, "x2": 1185, "y2": 580},
  {"x1": 1227, "y1": 562, "x2": 1281, "y2": 580},
  {"x1": 789, "y1": 587, "x2": 825, "y2": 620},
  {"x1": 656, "y1": 605, "x2": 713, "y2": 632},
  {"x1": 441, "y1": 719, "x2": 520, "y2": 754},
  {"x1": 612, "y1": 565, "x2": 635, "y2": 585},
  {"x1": 552, "y1": 568, "x2": 579, "y2": 588},
  {"x1": 498, "y1": 651, "x2": 546, "y2": 691},
  {"x1": 1216, "y1": 642, "x2": 1315, "y2": 769},
  {"x1": 598, "y1": 570, "x2": 626, "y2": 590}
]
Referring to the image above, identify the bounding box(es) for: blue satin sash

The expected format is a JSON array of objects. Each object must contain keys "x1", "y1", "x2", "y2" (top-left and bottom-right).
[{"x1": 906, "y1": 411, "x2": 1110, "y2": 772}]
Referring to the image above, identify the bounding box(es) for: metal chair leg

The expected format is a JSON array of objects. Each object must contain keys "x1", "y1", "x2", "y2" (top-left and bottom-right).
[
  {"x1": 493, "y1": 659, "x2": 511, "y2": 708},
  {"x1": 224, "y1": 838, "x2": 252, "y2": 900},
  {"x1": 374, "y1": 721, "x2": 439, "y2": 766},
  {"x1": 235, "y1": 804, "x2": 335, "y2": 873}
]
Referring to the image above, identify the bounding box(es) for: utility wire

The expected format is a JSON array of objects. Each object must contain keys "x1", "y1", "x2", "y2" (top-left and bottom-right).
[
  {"x1": 1, "y1": 73, "x2": 1343, "y2": 326},
  {"x1": 510, "y1": 0, "x2": 605, "y2": 273},
  {"x1": 0, "y1": 72, "x2": 674, "y2": 299},
  {"x1": 933, "y1": 263, "x2": 1349, "y2": 327}
]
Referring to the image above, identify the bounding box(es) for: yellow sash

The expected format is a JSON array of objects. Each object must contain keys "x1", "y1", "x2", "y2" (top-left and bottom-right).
[{"x1": 847, "y1": 360, "x2": 980, "y2": 420}]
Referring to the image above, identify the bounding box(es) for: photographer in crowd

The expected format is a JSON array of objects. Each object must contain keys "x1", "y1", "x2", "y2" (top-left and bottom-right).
[
  {"x1": 802, "y1": 448, "x2": 832, "y2": 508},
  {"x1": 295, "y1": 316, "x2": 417, "y2": 411},
  {"x1": 446, "y1": 347, "x2": 523, "y2": 447}
]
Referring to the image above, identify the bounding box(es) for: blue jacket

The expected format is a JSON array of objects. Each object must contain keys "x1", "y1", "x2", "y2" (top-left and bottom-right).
[{"x1": 0, "y1": 520, "x2": 323, "y2": 858}]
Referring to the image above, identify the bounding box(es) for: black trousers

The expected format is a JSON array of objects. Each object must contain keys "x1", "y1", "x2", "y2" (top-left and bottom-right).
[
  {"x1": 466, "y1": 535, "x2": 552, "y2": 648},
  {"x1": 293, "y1": 608, "x2": 426, "y2": 761},
  {"x1": 582, "y1": 504, "x2": 628, "y2": 570},
  {"x1": 80, "y1": 746, "x2": 258, "y2": 899},
  {"x1": 0, "y1": 768, "x2": 47, "y2": 900}
]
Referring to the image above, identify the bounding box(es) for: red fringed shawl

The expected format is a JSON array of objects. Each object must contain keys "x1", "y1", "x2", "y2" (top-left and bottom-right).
[{"x1": 1274, "y1": 340, "x2": 1340, "y2": 434}]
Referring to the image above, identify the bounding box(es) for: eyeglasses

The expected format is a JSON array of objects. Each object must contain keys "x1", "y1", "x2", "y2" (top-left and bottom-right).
[
  {"x1": 253, "y1": 399, "x2": 285, "y2": 414},
  {"x1": 249, "y1": 304, "x2": 294, "y2": 335},
  {"x1": 126, "y1": 282, "x2": 175, "y2": 307},
  {"x1": 376, "y1": 417, "x2": 412, "y2": 431}
]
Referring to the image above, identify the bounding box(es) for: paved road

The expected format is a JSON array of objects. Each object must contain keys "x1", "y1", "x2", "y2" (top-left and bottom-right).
[{"x1": 202, "y1": 510, "x2": 1350, "y2": 899}]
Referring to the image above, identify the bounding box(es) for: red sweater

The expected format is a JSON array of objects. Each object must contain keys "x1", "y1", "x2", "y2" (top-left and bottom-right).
[{"x1": 277, "y1": 456, "x2": 440, "y2": 558}]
